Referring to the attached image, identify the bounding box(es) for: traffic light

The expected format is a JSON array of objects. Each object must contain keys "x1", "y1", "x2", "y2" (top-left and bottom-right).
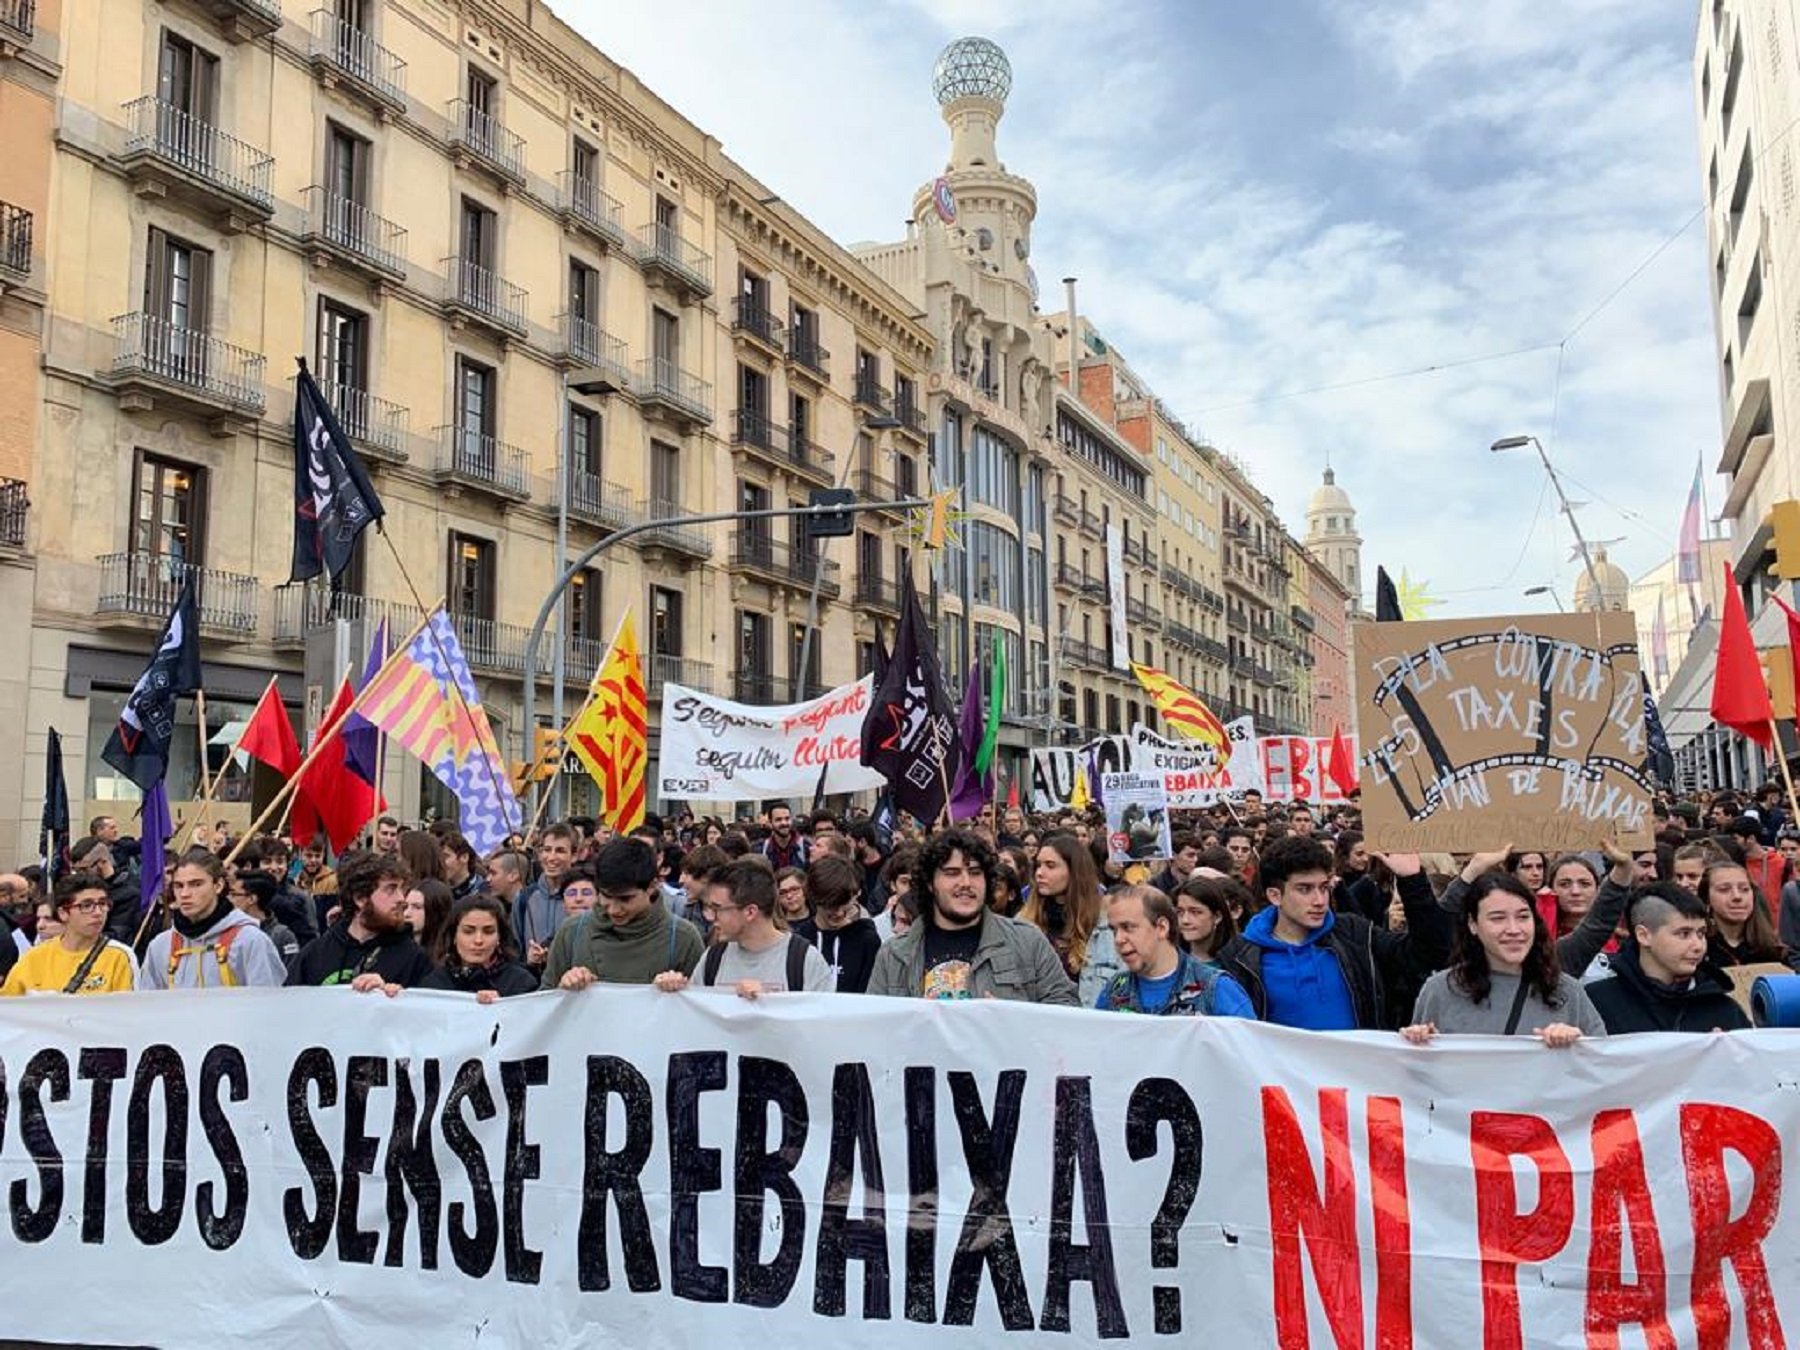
[
  {"x1": 806, "y1": 486, "x2": 856, "y2": 539},
  {"x1": 1769, "y1": 500, "x2": 1800, "y2": 580}
]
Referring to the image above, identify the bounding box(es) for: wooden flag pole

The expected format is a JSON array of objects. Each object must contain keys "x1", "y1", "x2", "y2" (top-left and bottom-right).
[
  {"x1": 193, "y1": 675, "x2": 278, "y2": 829},
  {"x1": 1769, "y1": 718, "x2": 1800, "y2": 838},
  {"x1": 528, "y1": 607, "x2": 627, "y2": 830},
  {"x1": 193, "y1": 689, "x2": 214, "y2": 803}
]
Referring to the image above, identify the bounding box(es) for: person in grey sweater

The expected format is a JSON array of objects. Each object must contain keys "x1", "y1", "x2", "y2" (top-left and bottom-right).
[
  {"x1": 1436, "y1": 839, "x2": 1636, "y2": 979},
  {"x1": 1402, "y1": 871, "x2": 1607, "y2": 1046}
]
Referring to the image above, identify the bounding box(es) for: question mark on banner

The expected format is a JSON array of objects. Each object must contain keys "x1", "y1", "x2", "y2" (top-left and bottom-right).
[{"x1": 1125, "y1": 1077, "x2": 1204, "y2": 1334}]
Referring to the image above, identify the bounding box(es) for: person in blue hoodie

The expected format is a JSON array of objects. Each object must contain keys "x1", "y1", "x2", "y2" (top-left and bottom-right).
[{"x1": 1217, "y1": 836, "x2": 1448, "y2": 1031}]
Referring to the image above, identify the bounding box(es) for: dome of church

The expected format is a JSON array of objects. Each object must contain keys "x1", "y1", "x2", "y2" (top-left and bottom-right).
[
  {"x1": 1573, "y1": 547, "x2": 1632, "y2": 612},
  {"x1": 1307, "y1": 467, "x2": 1353, "y2": 522}
]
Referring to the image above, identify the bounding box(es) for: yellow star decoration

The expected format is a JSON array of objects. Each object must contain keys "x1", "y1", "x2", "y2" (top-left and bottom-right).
[{"x1": 1395, "y1": 570, "x2": 1443, "y2": 621}]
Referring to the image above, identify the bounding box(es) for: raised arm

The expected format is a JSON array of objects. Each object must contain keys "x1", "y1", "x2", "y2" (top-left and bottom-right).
[{"x1": 1556, "y1": 842, "x2": 1633, "y2": 979}]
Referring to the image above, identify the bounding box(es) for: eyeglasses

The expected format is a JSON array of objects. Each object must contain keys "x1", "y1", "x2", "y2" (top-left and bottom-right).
[
  {"x1": 700, "y1": 901, "x2": 741, "y2": 919},
  {"x1": 64, "y1": 899, "x2": 107, "y2": 914}
]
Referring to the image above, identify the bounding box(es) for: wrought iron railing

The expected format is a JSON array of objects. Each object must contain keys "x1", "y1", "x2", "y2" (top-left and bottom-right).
[
  {"x1": 307, "y1": 10, "x2": 407, "y2": 107},
  {"x1": 787, "y1": 330, "x2": 829, "y2": 379},
  {"x1": 556, "y1": 172, "x2": 626, "y2": 248},
  {"x1": 304, "y1": 187, "x2": 407, "y2": 275},
  {"x1": 445, "y1": 256, "x2": 528, "y2": 334},
  {"x1": 644, "y1": 653, "x2": 712, "y2": 696},
  {"x1": 0, "y1": 200, "x2": 30, "y2": 277},
  {"x1": 733, "y1": 407, "x2": 782, "y2": 452},
  {"x1": 111, "y1": 313, "x2": 266, "y2": 411},
  {"x1": 121, "y1": 97, "x2": 273, "y2": 209},
  {"x1": 321, "y1": 383, "x2": 408, "y2": 459},
  {"x1": 0, "y1": 477, "x2": 26, "y2": 549},
  {"x1": 437, "y1": 427, "x2": 530, "y2": 497},
  {"x1": 97, "y1": 552, "x2": 259, "y2": 635},
  {"x1": 565, "y1": 470, "x2": 639, "y2": 532},
  {"x1": 447, "y1": 98, "x2": 525, "y2": 182},
  {"x1": 634, "y1": 357, "x2": 711, "y2": 423},
  {"x1": 0, "y1": 0, "x2": 36, "y2": 41},
  {"x1": 732, "y1": 297, "x2": 785, "y2": 351},
  {"x1": 634, "y1": 222, "x2": 713, "y2": 294},
  {"x1": 560, "y1": 314, "x2": 630, "y2": 389}
]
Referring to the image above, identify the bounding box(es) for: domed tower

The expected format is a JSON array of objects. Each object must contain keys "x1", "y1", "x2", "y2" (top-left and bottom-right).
[
  {"x1": 1573, "y1": 547, "x2": 1631, "y2": 613},
  {"x1": 1304, "y1": 468, "x2": 1363, "y2": 605}
]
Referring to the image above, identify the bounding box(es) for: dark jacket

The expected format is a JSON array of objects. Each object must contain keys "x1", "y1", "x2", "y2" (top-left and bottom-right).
[
  {"x1": 1704, "y1": 931, "x2": 1800, "y2": 973},
  {"x1": 421, "y1": 960, "x2": 539, "y2": 998},
  {"x1": 1586, "y1": 940, "x2": 1752, "y2": 1034},
  {"x1": 1438, "y1": 872, "x2": 1630, "y2": 979},
  {"x1": 270, "y1": 884, "x2": 319, "y2": 946},
  {"x1": 285, "y1": 919, "x2": 435, "y2": 989},
  {"x1": 792, "y1": 915, "x2": 882, "y2": 994},
  {"x1": 102, "y1": 871, "x2": 144, "y2": 944},
  {"x1": 1217, "y1": 872, "x2": 1448, "y2": 1030}
]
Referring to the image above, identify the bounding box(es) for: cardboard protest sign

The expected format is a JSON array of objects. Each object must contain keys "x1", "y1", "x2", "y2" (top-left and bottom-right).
[
  {"x1": 1102, "y1": 771, "x2": 1172, "y2": 862},
  {"x1": 1353, "y1": 612, "x2": 1653, "y2": 852}
]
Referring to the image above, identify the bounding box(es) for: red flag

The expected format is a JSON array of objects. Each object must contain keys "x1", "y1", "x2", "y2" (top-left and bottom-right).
[
  {"x1": 1006, "y1": 776, "x2": 1020, "y2": 810},
  {"x1": 290, "y1": 678, "x2": 380, "y2": 852},
  {"x1": 1771, "y1": 593, "x2": 1800, "y2": 720},
  {"x1": 1711, "y1": 561, "x2": 1773, "y2": 747},
  {"x1": 237, "y1": 678, "x2": 300, "y2": 776},
  {"x1": 1325, "y1": 723, "x2": 1359, "y2": 798}
]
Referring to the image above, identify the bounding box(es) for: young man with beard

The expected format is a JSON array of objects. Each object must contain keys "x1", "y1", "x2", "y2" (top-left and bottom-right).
[
  {"x1": 791, "y1": 854, "x2": 881, "y2": 994},
  {"x1": 757, "y1": 802, "x2": 811, "y2": 870},
  {"x1": 2, "y1": 874, "x2": 140, "y2": 995},
  {"x1": 1586, "y1": 883, "x2": 1752, "y2": 1033},
  {"x1": 143, "y1": 850, "x2": 287, "y2": 988},
  {"x1": 286, "y1": 852, "x2": 432, "y2": 989},
  {"x1": 867, "y1": 828, "x2": 1077, "y2": 1004},
  {"x1": 655, "y1": 857, "x2": 832, "y2": 998}
]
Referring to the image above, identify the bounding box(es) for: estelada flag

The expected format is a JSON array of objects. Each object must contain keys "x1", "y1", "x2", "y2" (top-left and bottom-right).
[
  {"x1": 567, "y1": 612, "x2": 647, "y2": 833},
  {"x1": 1710, "y1": 560, "x2": 1773, "y2": 748},
  {"x1": 237, "y1": 677, "x2": 300, "y2": 777},
  {"x1": 1129, "y1": 661, "x2": 1228, "y2": 754}
]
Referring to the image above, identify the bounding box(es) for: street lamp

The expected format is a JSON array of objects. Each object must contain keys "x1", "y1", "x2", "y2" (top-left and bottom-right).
[
  {"x1": 1491, "y1": 434, "x2": 1605, "y2": 606},
  {"x1": 1524, "y1": 584, "x2": 1566, "y2": 612}
]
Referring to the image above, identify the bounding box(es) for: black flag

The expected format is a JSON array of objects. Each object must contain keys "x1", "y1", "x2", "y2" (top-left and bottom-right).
[
  {"x1": 860, "y1": 572, "x2": 961, "y2": 824},
  {"x1": 101, "y1": 574, "x2": 203, "y2": 793},
  {"x1": 1641, "y1": 673, "x2": 1675, "y2": 788},
  {"x1": 40, "y1": 726, "x2": 70, "y2": 883},
  {"x1": 1375, "y1": 566, "x2": 1403, "y2": 622},
  {"x1": 291, "y1": 358, "x2": 384, "y2": 583}
]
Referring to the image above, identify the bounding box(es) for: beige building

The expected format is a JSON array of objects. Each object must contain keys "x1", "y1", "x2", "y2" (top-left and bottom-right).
[{"x1": 8, "y1": 0, "x2": 932, "y2": 857}]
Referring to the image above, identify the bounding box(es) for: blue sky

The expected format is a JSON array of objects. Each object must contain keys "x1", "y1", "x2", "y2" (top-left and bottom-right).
[{"x1": 561, "y1": 0, "x2": 1718, "y2": 616}]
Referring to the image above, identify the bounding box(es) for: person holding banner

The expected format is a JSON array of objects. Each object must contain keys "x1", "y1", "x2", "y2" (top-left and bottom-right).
[
  {"x1": 543, "y1": 838, "x2": 704, "y2": 990},
  {"x1": 654, "y1": 858, "x2": 832, "y2": 998},
  {"x1": 867, "y1": 829, "x2": 1077, "y2": 1005},
  {"x1": 142, "y1": 850, "x2": 287, "y2": 989},
  {"x1": 1, "y1": 873, "x2": 139, "y2": 995},
  {"x1": 1022, "y1": 834, "x2": 1121, "y2": 1006},
  {"x1": 1439, "y1": 841, "x2": 1635, "y2": 981},
  {"x1": 1586, "y1": 883, "x2": 1752, "y2": 1033},
  {"x1": 1097, "y1": 885, "x2": 1254, "y2": 1017},
  {"x1": 286, "y1": 853, "x2": 433, "y2": 991},
  {"x1": 1400, "y1": 872, "x2": 1606, "y2": 1046},
  {"x1": 418, "y1": 894, "x2": 538, "y2": 1002}
]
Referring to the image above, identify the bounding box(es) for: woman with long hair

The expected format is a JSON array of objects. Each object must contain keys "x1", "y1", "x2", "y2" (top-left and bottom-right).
[
  {"x1": 1174, "y1": 875, "x2": 1242, "y2": 964},
  {"x1": 1700, "y1": 861, "x2": 1797, "y2": 969},
  {"x1": 1333, "y1": 830, "x2": 1383, "y2": 923},
  {"x1": 1546, "y1": 855, "x2": 1601, "y2": 938},
  {"x1": 1022, "y1": 833, "x2": 1119, "y2": 1005},
  {"x1": 420, "y1": 894, "x2": 537, "y2": 1001},
  {"x1": 398, "y1": 829, "x2": 445, "y2": 884},
  {"x1": 1402, "y1": 872, "x2": 1605, "y2": 1045},
  {"x1": 401, "y1": 877, "x2": 453, "y2": 964}
]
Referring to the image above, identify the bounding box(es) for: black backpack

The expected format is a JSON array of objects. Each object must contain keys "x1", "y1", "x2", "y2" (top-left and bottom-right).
[{"x1": 700, "y1": 933, "x2": 810, "y2": 990}]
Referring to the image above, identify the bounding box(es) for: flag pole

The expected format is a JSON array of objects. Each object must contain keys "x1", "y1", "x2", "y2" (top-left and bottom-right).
[
  {"x1": 1769, "y1": 718, "x2": 1800, "y2": 835},
  {"x1": 194, "y1": 689, "x2": 214, "y2": 803},
  {"x1": 193, "y1": 675, "x2": 277, "y2": 829},
  {"x1": 528, "y1": 607, "x2": 626, "y2": 828}
]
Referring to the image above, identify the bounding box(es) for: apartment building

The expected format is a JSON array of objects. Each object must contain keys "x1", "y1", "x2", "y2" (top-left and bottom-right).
[{"x1": 9, "y1": 0, "x2": 931, "y2": 853}]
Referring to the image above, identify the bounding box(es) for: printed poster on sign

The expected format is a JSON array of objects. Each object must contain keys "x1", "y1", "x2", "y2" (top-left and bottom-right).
[
  {"x1": 1130, "y1": 717, "x2": 1262, "y2": 806},
  {"x1": 657, "y1": 677, "x2": 887, "y2": 802},
  {"x1": 1102, "y1": 770, "x2": 1173, "y2": 862},
  {"x1": 1352, "y1": 611, "x2": 1653, "y2": 851}
]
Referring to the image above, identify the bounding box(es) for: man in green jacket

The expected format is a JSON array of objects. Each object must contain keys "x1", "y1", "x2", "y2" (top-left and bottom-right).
[
  {"x1": 867, "y1": 828, "x2": 1077, "y2": 1004},
  {"x1": 544, "y1": 838, "x2": 704, "y2": 989}
]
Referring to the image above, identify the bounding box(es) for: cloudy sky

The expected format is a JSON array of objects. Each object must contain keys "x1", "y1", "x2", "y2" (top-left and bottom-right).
[{"x1": 562, "y1": 0, "x2": 1718, "y2": 617}]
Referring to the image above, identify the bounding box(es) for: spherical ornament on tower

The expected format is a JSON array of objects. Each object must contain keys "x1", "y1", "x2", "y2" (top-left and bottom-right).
[{"x1": 932, "y1": 37, "x2": 1013, "y2": 105}]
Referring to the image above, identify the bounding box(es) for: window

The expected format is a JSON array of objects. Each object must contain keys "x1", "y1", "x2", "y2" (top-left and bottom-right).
[
  {"x1": 568, "y1": 259, "x2": 599, "y2": 324},
  {"x1": 650, "y1": 586, "x2": 683, "y2": 657},
  {"x1": 968, "y1": 521, "x2": 1020, "y2": 611},
  {"x1": 650, "y1": 439, "x2": 680, "y2": 514},
  {"x1": 789, "y1": 623, "x2": 820, "y2": 696},
  {"x1": 447, "y1": 532, "x2": 496, "y2": 621},
  {"x1": 569, "y1": 404, "x2": 601, "y2": 477},
  {"x1": 739, "y1": 480, "x2": 771, "y2": 550},
  {"x1": 738, "y1": 611, "x2": 771, "y2": 675},
  {"x1": 133, "y1": 453, "x2": 205, "y2": 565},
  {"x1": 858, "y1": 531, "x2": 882, "y2": 581},
  {"x1": 968, "y1": 426, "x2": 1020, "y2": 516},
  {"x1": 1026, "y1": 546, "x2": 1045, "y2": 624},
  {"x1": 977, "y1": 337, "x2": 995, "y2": 395},
  {"x1": 790, "y1": 303, "x2": 820, "y2": 362},
  {"x1": 460, "y1": 197, "x2": 495, "y2": 270},
  {"x1": 466, "y1": 67, "x2": 495, "y2": 116},
  {"x1": 144, "y1": 228, "x2": 211, "y2": 341},
  {"x1": 454, "y1": 357, "x2": 495, "y2": 472},
  {"x1": 652, "y1": 307, "x2": 680, "y2": 369},
  {"x1": 567, "y1": 568, "x2": 604, "y2": 647},
  {"x1": 894, "y1": 453, "x2": 918, "y2": 499},
  {"x1": 974, "y1": 623, "x2": 1024, "y2": 715},
  {"x1": 740, "y1": 269, "x2": 769, "y2": 315},
  {"x1": 158, "y1": 30, "x2": 218, "y2": 121},
  {"x1": 324, "y1": 123, "x2": 370, "y2": 218},
  {"x1": 1728, "y1": 142, "x2": 1754, "y2": 254},
  {"x1": 895, "y1": 372, "x2": 919, "y2": 419},
  {"x1": 1024, "y1": 463, "x2": 1045, "y2": 534},
  {"x1": 790, "y1": 392, "x2": 811, "y2": 448},
  {"x1": 857, "y1": 640, "x2": 878, "y2": 677},
  {"x1": 572, "y1": 137, "x2": 600, "y2": 188},
  {"x1": 739, "y1": 363, "x2": 770, "y2": 430},
  {"x1": 317, "y1": 298, "x2": 370, "y2": 430}
]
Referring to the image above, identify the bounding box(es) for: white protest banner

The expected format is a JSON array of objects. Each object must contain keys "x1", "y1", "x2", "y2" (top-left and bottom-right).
[
  {"x1": 4, "y1": 990, "x2": 1799, "y2": 1349},
  {"x1": 1102, "y1": 770, "x2": 1173, "y2": 861},
  {"x1": 1106, "y1": 524, "x2": 1129, "y2": 672},
  {"x1": 658, "y1": 676, "x2": 886, "y2": 802},
  {"x1": 1130, "y1": 717, "x2": 1263, "y2": 806},
  {"x1": 1259, "y1": 733, "x2": 1358, "y2": 804},
  {"x1": 1030, "y1": 733, "x2": 1132, "y2": 811}
]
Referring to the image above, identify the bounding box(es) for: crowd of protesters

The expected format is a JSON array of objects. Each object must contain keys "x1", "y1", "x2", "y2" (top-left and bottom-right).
[{"x1": 3, "y1": 781, "x2": 1797, "y2": 1042}]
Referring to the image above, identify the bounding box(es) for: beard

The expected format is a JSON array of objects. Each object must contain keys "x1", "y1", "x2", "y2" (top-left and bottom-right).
[{"x1": 358, "y1": 900, "x2": 406, "y2": 936}]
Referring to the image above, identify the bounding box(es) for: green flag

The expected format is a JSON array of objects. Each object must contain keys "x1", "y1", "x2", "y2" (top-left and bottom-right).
[{"x1": 974, "y1": 631, "x2": 1004, "y2": 776}]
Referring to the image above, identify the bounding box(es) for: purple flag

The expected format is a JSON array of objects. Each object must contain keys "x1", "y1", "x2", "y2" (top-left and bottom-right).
[
  {"x1": 138, "y1": 778, "x2": 172, "y2": 914},
  {"x1": 948, "y1": 660, "x2": 990, "y2": 821},
  {"x1": 343, "y1": 616, "x2": 387, "y2": 787}
]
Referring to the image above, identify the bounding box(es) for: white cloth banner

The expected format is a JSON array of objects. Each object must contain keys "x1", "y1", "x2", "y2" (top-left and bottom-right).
[
  {"x1": 4, "y1": 989, "x2": 1798, "y2": 1349},
  {"x1": 657, "y1": 676, "x2": 886, "y2": 802},
  {"x1": 1031, "y1": 719, "x2": 1264, "y2": 811}
]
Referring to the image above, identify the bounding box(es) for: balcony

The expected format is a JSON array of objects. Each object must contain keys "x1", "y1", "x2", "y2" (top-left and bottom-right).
[
  {"x1": 1053, "y1": 494, "x2": 1081, "y2": 528},
  {"x1": 1080, "y1": 574, "x2": 1109, "y2": 602},
  {"x1": 732, "y1": 298, "x2": 785, "y2": 357},
  {"x1": 434, "y1": 427, "x2": 530, "y2": 504},
  {"x1": 272, "y1": 584, "x2": 421, "y2": 649},
  {"x1": 1054, "y1": 561, "x2": 1085, "y2": 593},
  {"x1": 301, "y1": 187, "x2": 407, "y2": 281},
  {"x1": 787, "y1": 330, "x2": 830, "y2": 385},
  {"x1": 556, "y1": 172, "x2": 627, "y2": 252},
  {"x1": 109, "y1": 314, "x2": 266, "y2": 421},
  {"x1": 1253, "y1": 664, "x2": 1278, "y2": 688},
  {"x1": 307, "y1": 11, "x2": 407, "y2": 115},
  {"x1": 895, "y1": 394, "x2": 928, "y2": 441},
  {"x1": 0, "y1": 0, "x2": 34, "y2": 48},
  {"x1": 732, "y1": 406, "x2": 784, "y2": 456},
  {"x1": 559, "y1": 315, "x2": 630, "y2": 394},
  {"x1": 634, "y1": 358, "x2": 712, "y2": 429},
  {"x1": 854, "y1": 374, "x2": 892, "y2": 417},
  {"x1": 645, "y1": 653, "x2": 712, "y2": 697},
  {"x1": 1291, "y1": 605, "x2": 1316, "y2": 634},
  {"x1": 0, "y1": 200, "x2": 30, "y2": 285},
  {"x1": 634, "y1": 499, "x2": 714, "y2": 561},
  {"x1": 119, "y1": 98, "x2": 274, "y2": 228},
  {"x1": 1225, "y1": 608, "x2": 1248, "y2": 633},
  {"x1": 1165, "y1": 620, "x2": 1200, "y2": 652},
  {"x1": 852, "y1": 467, "x2": 904, "y2": 514},
  {"x1": 452, "y1": 613, "x2": 538, "y2": 678},
  {"x1": 1123, "y1": 536, "x2": 1155, "y2": 569},
  {"x1": 191, "y1": 0, "x2": 281, "y2": 41},
  {"x1": 727, "y1": 533, "x2": 842, "y2": 599},
  {"x1": 447, "y1": 99, "x2": 525, "y2": 188},
  {"x1": 1064, "y1": 639, "x2": 1109, "y2": 670},
  {"x1": 855, "y1": 574, "x2": 901, "y2": 613},
  {"x1": 1198, "y1": 584, "x2": 1225, "y2": 613},
  {"x1": 733, "y1": 671, "x2": 779, "y2": 704},
  {"x1": 97, "y1": 553, "x2": 259, "y2": 638},
  {"x1": 0, "y1": 477, "x2": 26, "y2": 551},
  {"x1": 1078, "y1": 507, "x2": 1105, "y2": 541},
  {"x1": 635, "y1": 222, "x2": 713, "y2": 300},
  {"x1": 782, "y1": 428, "x2": 837, "y2": 485},
  {"x1": 1198, "y1": 636, "x2": 1231, "y2": 665},
  {"x1": 564, "y1": 469, "x2": 639, "y2": 533},
  {"x1": 442, "y1": 257, "x2": 528, "y2": 341},
  {"x1": 1127, "y1": 596, "x2": 1162, "y2": 629},
  {"x1": 316, "y1": 383, "x2": 409, "y2": 465},
  {"x1": 1231, "y1": 655, "x2": 1256, "y2": 678}
]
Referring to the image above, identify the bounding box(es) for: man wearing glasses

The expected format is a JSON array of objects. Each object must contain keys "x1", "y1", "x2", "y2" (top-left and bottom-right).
[
  {"x1": 653, "y1": 857, "x2": 832, "y2": 999},
  {"x1": 2, "y1": 875, "x2": 140, "y2": 995},
  {"x1": 69, "y1": 836, "x2": 141, "y2": 945},
  {"x1": 544, "y1": 838, "x2": 704, "y2": 990}
]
